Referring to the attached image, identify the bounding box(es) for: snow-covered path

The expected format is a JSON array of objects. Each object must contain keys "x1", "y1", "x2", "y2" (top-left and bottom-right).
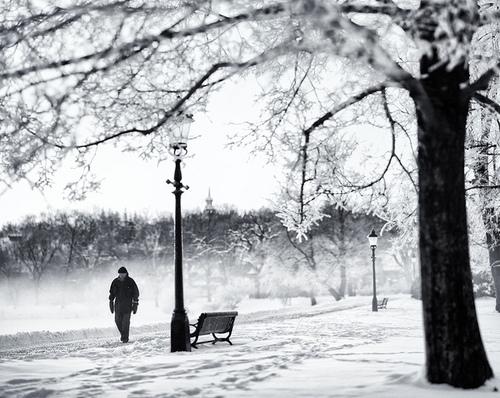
[{"x1": 0, "y1": 297, "x2": 499, "y2": 397}]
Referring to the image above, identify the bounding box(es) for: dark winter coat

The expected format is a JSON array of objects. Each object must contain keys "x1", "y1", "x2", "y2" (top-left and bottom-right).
[{"x1": 109, "y1": 276, "x2": 139, "y2": 313}]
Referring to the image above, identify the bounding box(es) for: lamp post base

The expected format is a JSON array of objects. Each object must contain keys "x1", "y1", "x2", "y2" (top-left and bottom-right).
[
  {"x1": 372, "y1": 295, "x2": 378, "y2": 312},
  {"x1": 171, "y1": 309, "x2": 191, "y2": 352}
]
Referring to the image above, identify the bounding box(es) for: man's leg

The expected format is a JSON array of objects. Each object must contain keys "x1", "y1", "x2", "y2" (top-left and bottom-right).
[
  {"x1": 115, "y1": 307, "x2": 126, "y2": 341},
  {"x1": 115, "y1": 310, "x2": 123, "y2": 335},
  {"x1": 121, "y1": 312, "x2": 131, "y2": 342}
]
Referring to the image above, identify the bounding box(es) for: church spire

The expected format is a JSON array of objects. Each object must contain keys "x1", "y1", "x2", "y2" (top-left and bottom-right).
[{"x1": 205, "y1": 188, "x2": 215, "y2": 213}]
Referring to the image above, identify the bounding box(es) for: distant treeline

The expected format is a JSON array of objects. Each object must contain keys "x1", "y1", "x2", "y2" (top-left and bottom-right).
[{"x1": 0, "y1": 205, "x2": 386, "y2": 303}]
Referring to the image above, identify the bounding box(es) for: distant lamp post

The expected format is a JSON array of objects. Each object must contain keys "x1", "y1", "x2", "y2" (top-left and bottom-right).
[
  {"x1": 166, "y1": 111, "x2": 194, "y2": 352},
  {"x1": 368, "y1": 229, "x2": 378, "y2": 312}
]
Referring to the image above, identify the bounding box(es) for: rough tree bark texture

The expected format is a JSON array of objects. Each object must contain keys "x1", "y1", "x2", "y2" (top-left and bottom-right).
[{"x1": 414, "y1": 54, "x2": 493, "y2": 388}]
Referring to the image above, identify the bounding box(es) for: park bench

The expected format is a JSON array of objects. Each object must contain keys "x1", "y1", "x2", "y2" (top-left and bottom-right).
[
  {"x1": 377, "y1": 297, "x2": 389, "y2": 309},
  {"x1": 190, "y1": 311, "x2": 238, "y2": 349}
]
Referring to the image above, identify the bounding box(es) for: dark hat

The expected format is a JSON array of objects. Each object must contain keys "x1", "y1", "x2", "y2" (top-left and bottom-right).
[{"x1": 118, "y1": 266, "x2": 128, "y2": 274}]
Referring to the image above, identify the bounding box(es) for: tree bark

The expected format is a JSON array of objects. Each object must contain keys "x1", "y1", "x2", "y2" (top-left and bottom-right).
[
  {"x1": 414, "y1": 55, "x2": 493, "y2": 388},
  {"x1": 328, "y1": 286, "x2": 342, "y2": 301}
]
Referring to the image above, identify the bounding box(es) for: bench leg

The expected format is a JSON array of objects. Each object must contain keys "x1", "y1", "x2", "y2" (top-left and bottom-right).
[
  {"x1": 225, "y1": 330, "x2": 233, "y2": 345},
  {"x1": 212, "y1": 332, "x2": 233, "y2": 346},
  {"x1": 212, "y1": 333, "x2": 219, "y2": 345}
]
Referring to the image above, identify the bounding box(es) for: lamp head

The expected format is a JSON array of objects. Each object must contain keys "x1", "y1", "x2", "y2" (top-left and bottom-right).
[
  {"x1": 368, "y1": 229, "x2": 378, "y2": 248},
  {"x1": 168, "y1": 111, "x2": 193, "y2": 160}
]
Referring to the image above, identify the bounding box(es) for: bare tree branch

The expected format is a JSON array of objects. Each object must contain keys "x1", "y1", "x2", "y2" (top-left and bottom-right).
[
  {"x1": 302, "y1": 82, "x2": 396, "y2": 136},
  {"x1": 473, "y1": 92, "x2": 500, "y2": 115},
  {"x1": 0, "y1": 3, "x2": 287, "y2": 82},
  {"x1": 466, "y1": 184, "x2": 500, "y2": 191}
]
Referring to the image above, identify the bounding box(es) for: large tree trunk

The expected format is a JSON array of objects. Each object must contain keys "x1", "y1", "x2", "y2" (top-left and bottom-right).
[{"x1": 414, "y1": 55, "x2": 493, "y2": 388}]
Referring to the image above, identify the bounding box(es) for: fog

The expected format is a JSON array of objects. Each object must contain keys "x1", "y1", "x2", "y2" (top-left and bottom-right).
[{"x1": 0, "y1": 251, "x2": 415, "y2": 336}]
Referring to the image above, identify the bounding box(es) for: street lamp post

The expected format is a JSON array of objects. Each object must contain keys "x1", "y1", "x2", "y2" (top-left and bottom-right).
[
  {"x1": 368, "y1": 229, "x2": 378, "y2": 312},
  {"x1": 167, "y1": 111, "x2": 194, "y2": 352}
]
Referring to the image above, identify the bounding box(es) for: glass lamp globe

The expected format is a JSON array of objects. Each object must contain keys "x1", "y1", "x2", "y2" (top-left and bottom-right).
[
  {"x1": 368, "y1": 229, "x2": 378, "y2": 248},
  {"x1": 168, "y1": 112, "x2": 194, "y2": 160}
]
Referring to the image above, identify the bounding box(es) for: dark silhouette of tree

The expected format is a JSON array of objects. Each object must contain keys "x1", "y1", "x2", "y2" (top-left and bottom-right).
[
  {"x1": 9, "y1": 217, "x2": 60, "y2": 302},
  {"x1": 228, "y1": 209, "x2": 282, "y2": 298},
  {"x1": 0, "y1": 241, "x2": 13, "y2": 278},
  {"x1": 319, "y1": 204, "x2": 383, "y2": 297}
]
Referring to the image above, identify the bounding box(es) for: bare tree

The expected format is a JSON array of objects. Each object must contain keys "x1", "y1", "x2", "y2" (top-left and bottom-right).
[
  {"x1": 228, "y1": 210, "x2": 281, "y2": 299},
  {"x1": 0, "y1": 239, "x2": 14, "y2": 279},
  {"x1": 10, "y1": 217, "x2": 60, "y2": 302}
]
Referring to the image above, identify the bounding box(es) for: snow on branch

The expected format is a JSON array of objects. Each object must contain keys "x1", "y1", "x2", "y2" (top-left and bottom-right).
[
  {"x1": 302, "y1": 81, "x2": 398, "y2": 136},
  {"x1": 473, "y1": 92, "x2": 500, "y2": 115},
  {"x1": 0, "y1": 3, "x2": 287, "y2": 83},
  {"x1": 34, "y1": 44, "x2": 293, "y2": 150},
  {"x1": 466, "y1": 63, "x2": 500, "y2": 94}
]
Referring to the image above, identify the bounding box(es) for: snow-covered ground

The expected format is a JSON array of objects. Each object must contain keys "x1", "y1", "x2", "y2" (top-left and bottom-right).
[{"x1": 0, "y1": 296, "x2": 499, "y2": 397}]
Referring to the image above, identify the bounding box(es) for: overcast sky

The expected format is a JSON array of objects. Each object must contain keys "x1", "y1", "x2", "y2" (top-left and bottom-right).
[
  {"x1": 0, "y1": 70, "x2": 395, "y2": 226},
  {"x1": 0, "y1": 79, "x2": 280, "y2": 224}
]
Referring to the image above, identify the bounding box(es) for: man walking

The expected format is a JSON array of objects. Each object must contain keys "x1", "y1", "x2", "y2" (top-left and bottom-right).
[{"x1": 109, "y1": 266, "x2": 140, "y2": 343}]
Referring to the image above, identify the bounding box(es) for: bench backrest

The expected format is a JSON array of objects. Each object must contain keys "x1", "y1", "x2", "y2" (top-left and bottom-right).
[
  {"x1": 197, "y1": 312, "x2": 238, "y2": 335},
  {"x1": 378, "y1": 298, "x2": 388, "y2": 307}
]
